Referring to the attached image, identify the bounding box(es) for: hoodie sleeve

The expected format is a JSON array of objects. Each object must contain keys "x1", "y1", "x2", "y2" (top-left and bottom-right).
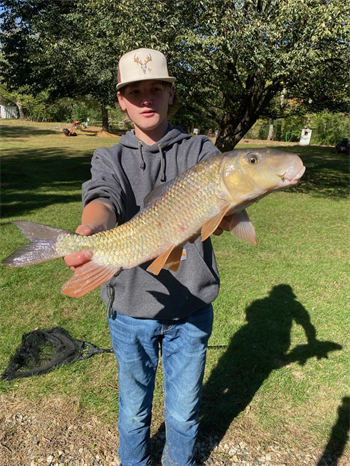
[
  {"x1": 82, "y1": 148, "x2": 126, "y2": 223},
  {"x1": 197, "y1": 136, "x2": 221, "y2": 163}
]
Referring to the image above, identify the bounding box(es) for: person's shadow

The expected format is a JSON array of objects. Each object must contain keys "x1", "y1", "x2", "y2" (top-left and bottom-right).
[
  {"x1": 316, "y1": 396, "x2": 350, "y2": 466},
  {"x1": 196, "y1": 284, "x2": 342, "y2": 460}
]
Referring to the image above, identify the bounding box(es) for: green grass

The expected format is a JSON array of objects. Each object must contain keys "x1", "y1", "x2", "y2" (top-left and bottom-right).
[{"x1": 1, "y1": 120, "x2": 349, "y2": 460}]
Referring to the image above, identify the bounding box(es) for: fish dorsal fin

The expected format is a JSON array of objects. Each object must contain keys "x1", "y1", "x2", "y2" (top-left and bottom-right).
[
  {"x1": 228, "y1": 209, "x2": 258, "y2": 245},
  {"x1": 146, "y1": 245, "x2": 175, "y2": 275},
  {"x1": 201, "y1": 205, "x2": 232, "y2": 242},
  {"x1": 144, "y1": 180, "x2": 173, "y2": 207},
  {"x1": 61, "y1": 261, "x2": 121, "y2": 298}
]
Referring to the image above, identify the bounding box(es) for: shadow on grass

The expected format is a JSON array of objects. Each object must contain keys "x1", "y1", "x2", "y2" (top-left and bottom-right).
[
  {"x1": 195, "y1": 284, "x2": 342, "y2": 461},
  {"x1": 1, "y1": 147, "x2": 92, "y2": 218},
  {"x1": 266, "y1": 145, "x2": 349, "y2": 199},
  {"x1": 316, "y1": 396, "x2": 350, "y2": 466},
  {"x1": 0, "y1": 124, "x2": 59, "y2": 138}
]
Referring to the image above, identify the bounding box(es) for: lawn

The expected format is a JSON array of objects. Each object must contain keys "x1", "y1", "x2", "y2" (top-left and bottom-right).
[{"x1": 0, "y1": 119, "x2": 349, "y2": 465}]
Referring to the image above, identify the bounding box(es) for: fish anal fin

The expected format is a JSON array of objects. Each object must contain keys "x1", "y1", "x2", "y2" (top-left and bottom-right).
[
  {"x1": 62, "y1": 261, "x2": 121, "y2": 298},
  {"x1": 162, "y1": 243, "x2": 185, "y2": 272},
  {"x1": 146, "y1": 245, "x2": 176, "y2": 275},
  {"x1": 229, "y1": 209, "x2": 258, "y2": 245},
  {"x1": 201, "y1": 205, "x2": 232, "y2": 242}
]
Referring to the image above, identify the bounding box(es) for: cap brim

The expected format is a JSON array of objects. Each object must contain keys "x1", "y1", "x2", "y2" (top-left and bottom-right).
[{"x1": 117, "y1": 77, "x2": 176, "y2": 90}]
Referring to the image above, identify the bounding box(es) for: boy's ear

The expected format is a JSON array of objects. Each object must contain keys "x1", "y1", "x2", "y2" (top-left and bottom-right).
[
  {"x1": 117, "y1": 91, "x2": 127, "y2": 111},
  {"x1": 168, "y1": 85, "x2": 175, "y2": 105}
]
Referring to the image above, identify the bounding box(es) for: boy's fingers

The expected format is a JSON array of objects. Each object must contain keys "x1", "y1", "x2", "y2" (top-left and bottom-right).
[
  {"x1": 218, "y1": 214, "x2": 235, "y2": 231},
  {"x1": 75, "y1": 224, "x2": 96, "y2": 236},
  {"x1": 64, "y1": 251, "x2": 93, "y2": 268},
  {"x1": 64, "y1": 224, "x2": 95, "y2": 269},
  {"x1": 188, "y1": 233, "x2": 200, "y2": 243},
  {"x1": 212, "y1": 227, "x2": 224, "y2": 236}
]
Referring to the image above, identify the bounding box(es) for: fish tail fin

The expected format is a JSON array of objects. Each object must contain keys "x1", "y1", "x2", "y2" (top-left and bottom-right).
[{"x1": 2, "y1": 221, "x2": 70, "y2": 267}]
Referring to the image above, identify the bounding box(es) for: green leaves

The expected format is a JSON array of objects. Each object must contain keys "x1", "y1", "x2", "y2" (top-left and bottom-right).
[{"x1": 1, "y1": 0, "x2": 349, "y2": 147}]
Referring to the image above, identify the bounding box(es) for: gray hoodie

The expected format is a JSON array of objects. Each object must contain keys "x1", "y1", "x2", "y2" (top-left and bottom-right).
[{"x1": 82, "y1": 125, "x2": 221, "y2": 319}]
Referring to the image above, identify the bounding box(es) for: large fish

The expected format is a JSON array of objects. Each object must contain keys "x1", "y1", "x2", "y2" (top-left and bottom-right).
[{"x1": 2, "y1": 148, "x2": 305, "y2": 297}]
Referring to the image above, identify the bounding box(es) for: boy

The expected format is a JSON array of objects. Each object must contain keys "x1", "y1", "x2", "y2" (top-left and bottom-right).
[{"x1": 65, "y1": 48, "x2": 224, "y2": 466}]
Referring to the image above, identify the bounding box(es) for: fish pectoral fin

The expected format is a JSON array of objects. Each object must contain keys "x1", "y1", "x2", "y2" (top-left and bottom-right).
[
  {"x1": 229, "y1": 209, "x2": 258, "y2": 245},
  {"x1": 201, "y1": 205, "x2": 232, "y2": 242},
  {"x1": 61, "y1": 261, "x2": 121, "y2": 298},
  {"x1": 146, "y1": 244, "x2": 178, "y2": 275}
]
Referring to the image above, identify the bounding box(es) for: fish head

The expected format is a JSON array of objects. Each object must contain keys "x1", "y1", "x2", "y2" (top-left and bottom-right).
[{"x1": 220, "y1": 148, "x2": 305, "y2": 203}]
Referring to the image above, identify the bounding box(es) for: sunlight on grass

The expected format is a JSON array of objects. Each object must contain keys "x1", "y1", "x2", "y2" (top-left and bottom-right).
[{"x1": 0, "y1": 120, "x2": 349, "y2": 458}]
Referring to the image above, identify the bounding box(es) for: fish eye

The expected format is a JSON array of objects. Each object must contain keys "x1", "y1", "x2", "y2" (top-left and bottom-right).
[{"x1": 248, "y1": 154, "x2": 259, "y2": 164}]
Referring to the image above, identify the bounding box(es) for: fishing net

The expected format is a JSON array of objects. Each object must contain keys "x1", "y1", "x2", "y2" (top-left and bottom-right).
[{"x1": 1, "y1": 327, "x2": 113, "y2": 381}]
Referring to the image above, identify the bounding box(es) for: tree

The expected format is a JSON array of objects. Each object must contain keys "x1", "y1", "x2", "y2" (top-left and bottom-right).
[
  {"x1": 0, "y1": 0, "x2": 183, "y2": 131},
  {"x1": 170, "y1": 0, "x2": 350, "y2": 150},
  {"x1": 0, "y1": 83, "x2": 27, "y2": 119},
  {"x1": 1, "y1": 0, "x2": 349, "y2": 147},
  {"x1": 0, "y1": 0, "x2": 120, "y2": 130}
]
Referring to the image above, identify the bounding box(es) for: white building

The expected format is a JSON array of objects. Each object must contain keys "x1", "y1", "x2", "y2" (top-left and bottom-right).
[
  {"x1": 299, "y1": 127, "x2": 312, "y2": 146},
  {"x1": 0, "y1": 105, "x2": 19, "y2": 119}
]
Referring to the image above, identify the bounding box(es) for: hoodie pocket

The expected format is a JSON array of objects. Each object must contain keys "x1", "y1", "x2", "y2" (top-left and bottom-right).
[{"x1": 188, "y1": 240, "x2": 220, "y2": 288}]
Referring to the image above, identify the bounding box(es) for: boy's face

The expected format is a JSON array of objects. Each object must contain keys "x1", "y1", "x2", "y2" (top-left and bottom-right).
[{"x1": 117, "y1": 80, "x2": 174, "y2": 143}]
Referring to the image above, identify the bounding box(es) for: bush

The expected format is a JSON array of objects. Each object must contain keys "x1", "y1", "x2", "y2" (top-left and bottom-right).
[
  {"x1": 247, "y1": 112, "x2": 350, "y2": 145},
  {"x1": 310, "y1": 112, "x2": 350, "y2": 145}
]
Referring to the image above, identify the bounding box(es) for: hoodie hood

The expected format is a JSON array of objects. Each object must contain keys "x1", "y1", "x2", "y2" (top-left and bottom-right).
[
  {"x1": 119, "y1": 124, "x2": 191, "y2": 151},
  {"x1": 119, "y1": 125, "x2": 192, "y2": 181}
]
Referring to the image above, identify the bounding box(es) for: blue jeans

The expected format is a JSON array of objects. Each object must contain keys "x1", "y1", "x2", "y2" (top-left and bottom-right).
[{"x1": 108, "y1": 304, "x2": 213, "y2": 466}]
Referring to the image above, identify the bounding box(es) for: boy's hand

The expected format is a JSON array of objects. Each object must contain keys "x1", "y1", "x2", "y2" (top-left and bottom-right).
[
  {"x1": 189, "y1": 214, "x2": 235, "y2": 241},
  {"x1": 64, "y1": 224, "x2": 95, "y2": 270},
  {"x1": 212, "y1": 214, "x2": 234, "y2": 236}
]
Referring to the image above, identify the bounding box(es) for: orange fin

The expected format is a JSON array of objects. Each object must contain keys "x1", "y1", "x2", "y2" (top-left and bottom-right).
[
  {"x1": 146, "y1": 245, "x2": 175, "y2": 275},
  {"x1": 162, "y1": 243, "x2": 185, "y2": 272},
  {"x1": 62, "y1": 261, "x2": 121, "y2": 298},
  {"x1": 229, "y1": 209, "x2": 258, "y2": 245},
  {"x1": 201, "y1": 205, "x2": 232, "y2": 242},
  {"x1": 147, "y1": 244, "x2": 183, "y2": 275}
]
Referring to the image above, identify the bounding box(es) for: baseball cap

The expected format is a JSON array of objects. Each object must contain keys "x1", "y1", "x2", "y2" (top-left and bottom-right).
[{"x1": 117, "y1": 48, "x2": 176, "y2": 90}]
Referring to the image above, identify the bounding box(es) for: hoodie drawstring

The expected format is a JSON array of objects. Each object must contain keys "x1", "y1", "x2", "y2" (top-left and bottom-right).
[
  {"x1": 158, "y1": 144, "x2": 166, "y2": 182},
  {"x1": 137, "y1": 141, "x2": 166, "y2": 182},
  {"x1": 138, "y1": 140, "x2": 145, "y2": 169}
]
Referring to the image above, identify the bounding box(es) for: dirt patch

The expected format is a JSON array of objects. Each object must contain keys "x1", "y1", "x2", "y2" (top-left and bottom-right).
[
  {"x1": 238, "y1": 139, "x2": 299, "y2": 146},
  {"x1": 79, "y1": 127, "x2": 120, "y2": 138},
  {"x1": 1, "y1": 393, "x2": 348, "y2": 466},
  {"x1": 96, "y1": 131, "x2": 119, "y2": 138},
  {"x1": 0, "y1": 394, "x2": 121, "y2": 466},
  {"x1": 207, "y1": 137, "x2": 302, "y2": 147}
]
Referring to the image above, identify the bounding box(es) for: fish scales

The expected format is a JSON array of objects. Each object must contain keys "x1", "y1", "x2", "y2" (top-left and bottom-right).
[
  {"x1": 2, "y1": 148, "x2": 305, "y2": 297},
  {"x1": 55, "y1": 154, "x2": 224, "y2": 269}
]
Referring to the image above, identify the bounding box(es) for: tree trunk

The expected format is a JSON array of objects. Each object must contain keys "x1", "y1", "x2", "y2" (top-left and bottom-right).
[
  {"x1": 215, "y1": 124, "x2": 241, "y2": 152},
  {"x1": 15, "y1": 99, "x2": 25, "y2": 119},
  {"x1": 215, "y1": 79, "x2": 281, "y2": 151},
  {"x1": 276, "y1": 90, "x2": 285, "y2": 141},
  {"x1": 101, "y1": 106, "x2": 109, "y2": 132},
  {"x1": 215, "y1": 111, "x2": 259, "y2": 152},
  {"x1": 267, "y1": 119, "x2": 274, "y2": 140},
  {"x1": 276, "y1": 118, "x2": 282, "y2": 141}
]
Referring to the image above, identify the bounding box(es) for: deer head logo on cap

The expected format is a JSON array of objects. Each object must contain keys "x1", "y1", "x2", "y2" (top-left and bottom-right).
[{"x1": 134, "y1": 53, "x2": 152, "y2": 74}]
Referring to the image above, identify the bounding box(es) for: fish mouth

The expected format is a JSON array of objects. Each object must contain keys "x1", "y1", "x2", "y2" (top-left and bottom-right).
[{"x1": 279, "y1": 165, "x2": 306, "y2": 185}]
